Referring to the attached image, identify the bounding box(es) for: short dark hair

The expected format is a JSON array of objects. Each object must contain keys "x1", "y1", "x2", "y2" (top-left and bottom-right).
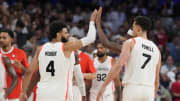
[
  {"x1": 175, "y1": 72, "x2": 180, "y2": 80},
  {"x1": 49, "y1": 21, "x2": 67, "y2": 41},
  {"x1": 134, "y1": 16, "x2": 152, "y2": 32},
  {"x1": 16, "y1": 19, "x2": 25, "y2": 28},
  {"x1": 0, "y1": 29, "x2": 14, "y2": 38}
]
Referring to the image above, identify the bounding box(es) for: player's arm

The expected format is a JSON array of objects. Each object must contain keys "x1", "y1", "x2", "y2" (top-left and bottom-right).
[
  {"x1": 102, "y1": 40, "x2": 131, "y2": 88},
  {"x1": 97, "y1": 40, "x2": 132, "y2": 101},
  {"x1": 20, "y1": 47, "x2": 40, "y2": 101},
  {"x1": 83, "y1": 57, "x2": 96, "y2": 80},
  {"x1": 74, "y1": 51, "x2": 86, "y2": 100},
  {"x1": 64, "y1": 9, "x2": 97, "y2": 52},
  {"x1": 154, "y1": 51, "x2": 161, "y2": 98},
  {"x1": 83, "y1": 73, "x2": 96, "y2": 79},
  {"x1": 3, "y1": 56, "x2": 18, "y2": 99},
  {"x1": 112, "y1": 59, "x2": 121, "y2": 101},
  {"x1": 26, "y1": 70, "x2": 40, "y2": 97},
  {"x1": 96, "y1": 7, "x2": 122, "y2": 53},
  {"x1": 13, "y1": 60, "x2": 27, "y2": 75}
]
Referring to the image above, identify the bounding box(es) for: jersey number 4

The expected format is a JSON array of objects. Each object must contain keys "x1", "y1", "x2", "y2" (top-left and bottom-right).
[
  {"x1": 46, "y1": 60, "x2": 55, "y2": 76},
  {"x1": 141, "y1": 53, "x2": 151, "y2": 69}
]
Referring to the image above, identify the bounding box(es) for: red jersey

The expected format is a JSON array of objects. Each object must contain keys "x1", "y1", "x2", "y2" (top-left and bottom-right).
[
  {"x1": 0, "y1": 47, "x2": 29, "y2": 99},
  {"x1": 171, "y1": 81, "x2": 180, "y2": 101},
  {"x1": 79, "y1": 51, "x2": 96, "y2": 73}
]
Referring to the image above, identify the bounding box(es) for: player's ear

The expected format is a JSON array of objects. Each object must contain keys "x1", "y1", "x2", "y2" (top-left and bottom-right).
[
  {"x1": 56, "y1": 32, "x2": 61, "y2": 38},
  {"x1": 137, "y1": 25, "x2": 142, "y2": 33},
  {"x1": 11, "y1": 38, "x2": 14, "y2": 43}
]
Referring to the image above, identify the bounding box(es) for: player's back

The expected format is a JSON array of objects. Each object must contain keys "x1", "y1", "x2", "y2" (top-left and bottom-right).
[
  {"x1": 37, "y1": 42, "x2": 73, "y2": 101},
  {"x1": 123, "y1": 37, "x2": 159, "y2": 87}
]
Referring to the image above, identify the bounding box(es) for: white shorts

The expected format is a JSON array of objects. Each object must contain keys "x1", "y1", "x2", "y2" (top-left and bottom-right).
[
  {"x1": 122, "y1": 84, "x2": 154, "y2": 101},
  {"x1": 72, "y1": 86, "x2": 82, "y2": 101},
  {"x1": 90, "y1": 92, "x2": 114, "y2": 101},
  {"x1": 8, "y1": 99, "x2": 19, "y2": 101}
]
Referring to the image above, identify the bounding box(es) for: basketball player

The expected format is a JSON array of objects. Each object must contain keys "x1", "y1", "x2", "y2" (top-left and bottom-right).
[
  {"x1": 26, "y1": 50, "x2": 86, "y2": 101},
  {"x1": 97, "y1": 16, "x2": 161, "y2": 101},
  {"x1": 25, "y1": 39, "x2": 87, "y2": 101},
  {"x1": 0, "y1": 37, "x2": 18, "y2": 100},
  {"x1": 0, "y1": 29, "x2": 29, "y2": 101},
  {"x1": 19, "y1": 8, "x2": 98, "y2": 101},
  {"x1": 90, "y1": 43, "x2": 120, "y2": 101}
]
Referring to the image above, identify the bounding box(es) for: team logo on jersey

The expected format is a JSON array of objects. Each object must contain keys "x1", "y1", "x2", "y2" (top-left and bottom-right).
[
  {"x1": 97, "y1": 67, "x2": 109, "y2": 71},
  {"x1": 12, "y1": 54, "x2": 15, "y2": 58}
]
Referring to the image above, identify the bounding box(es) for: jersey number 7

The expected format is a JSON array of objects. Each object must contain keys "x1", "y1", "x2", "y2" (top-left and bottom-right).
[
  {"x1": 141, "y1": 53, "x2": 151, "y2": 69},
  {"x1": 46, "y1": 60, "x2": 55, "y2": 76}
]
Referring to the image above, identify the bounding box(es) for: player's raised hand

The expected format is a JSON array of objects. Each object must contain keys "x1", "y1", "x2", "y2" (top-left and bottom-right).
[
  {"x1": 96, "y1": 7, "x2": 102, "y2": 25},
  {"x1": 90, "y1": 9, "x2": 98, "y2": 22},
  {"x1": 96, "y1": 86, "x2": 106, "y2": 101}
]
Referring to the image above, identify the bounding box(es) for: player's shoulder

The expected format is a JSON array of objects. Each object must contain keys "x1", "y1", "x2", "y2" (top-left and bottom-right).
[
  {"x1": 13, "y1": 48, "x2": 26, "y2": 54},
  {"x1": 80, "y1": 51, "x2": 90, "y2": 58}
]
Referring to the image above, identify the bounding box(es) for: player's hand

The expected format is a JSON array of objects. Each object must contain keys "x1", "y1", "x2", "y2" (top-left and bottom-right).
[
  {"x1": 19, "y1": 92, "x2": 28, "y2": 101},
  {"x1": 90, "y1": 9, "x2": 97, "y2": 22},
  {"x1": 96, "y1": 86, "x2": 106, "y2": 101},
  {"x1": 96, "y1": 7, "x2": 102, "y2": 25},
  {"x1": 13, "y1": 60, "x2": 24, "y2": 69}
]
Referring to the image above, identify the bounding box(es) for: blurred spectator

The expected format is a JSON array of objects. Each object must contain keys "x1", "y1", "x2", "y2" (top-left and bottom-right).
[
  {"x1": 70, "y1": 21, "x2": 85, "y2": 37},
  {"x1": 160, "y1": 55, "x2": 176, "y2": 88},
  {"x1": 167, "y1": 35, "x2": 180, "y2": 65},
  {"x1": 171, "y1": 72, "x2": 180, "y2": 101},
  {"x1": 15, "y1": 19, "x2": 27, "y2": 48},
  {"x1": 154, "y1": 19, "x2": 168, "y2": 49},
  {"x1": 172, "y1": 18, "x2": 180, "y2": 36},
  {"x1": 156, "y1": 85, "x2": 171, "y2": 101},
  {"x1": 73, "y1": 6, "x2": 84, "y2": 23}
]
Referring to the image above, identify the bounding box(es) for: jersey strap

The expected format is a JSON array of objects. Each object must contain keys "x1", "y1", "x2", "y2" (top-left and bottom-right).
[
  {"x1": 62, "y1": 43, "x2": 64, "y2": 52},
  {"x1": 65, "y1": 67, "x2": 70, "y2": 100},
  {"x1": 131, "y1": 38, "x2": 136, "y2": 44}
]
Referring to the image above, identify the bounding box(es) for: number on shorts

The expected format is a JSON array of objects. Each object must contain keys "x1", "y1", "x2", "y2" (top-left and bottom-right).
[
  {"x1": 141, "y1": 53, "x2": 151, "y2": 69},
  {"x1": 46, "y1": 60, "x2": 55, "y2": 76}
]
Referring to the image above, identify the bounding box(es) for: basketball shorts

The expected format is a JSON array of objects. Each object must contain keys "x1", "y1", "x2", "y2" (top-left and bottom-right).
[
  {"x1": 90, "y1": 91, "x2": 114, "y2": 101},
  {"x1": 122, "y1": 84, "x2": 154, "y2": 101},
  {"x1": 72, "y1": 86, "x2": 82, "y2": 101}
]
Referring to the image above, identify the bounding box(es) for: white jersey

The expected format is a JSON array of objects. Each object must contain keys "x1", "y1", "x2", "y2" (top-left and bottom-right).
[
  {"x1": 0, "y1": 54, "x2": 6, "y2": 101},
  {"x1": 37, "y1": 42, "x2": 74, "y2": 101},
  {"x1": 122, "y1": 37, "x2": 160, "y2": 87},
  {"x1": 90, "y1": 56, "x2": 114, "y2": 96}
]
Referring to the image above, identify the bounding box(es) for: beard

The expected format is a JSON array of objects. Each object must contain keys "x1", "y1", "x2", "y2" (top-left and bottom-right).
[
  {"x1": 97, "y1": 52, "x2": 105, "y2": 57},
  {"x1": 61, "y1": 36, "x2": 68, "y2": 43}
]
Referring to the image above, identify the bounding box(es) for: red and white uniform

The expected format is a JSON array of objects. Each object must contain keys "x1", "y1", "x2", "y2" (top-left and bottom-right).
[
  {"x1": 122, "y1": 37, "x2": 160, "y2": 101},
  {"x1": 0, "y1": 54, "x2": 7, "y2": 101},
  {"x1": 0, "y1": 47, "x2": 29, "y2": 101},
  {"x1": 78, "y1": 51, "x2": 96, "y2": 74},
  {"x1": 90, "y1": 56, "x2": 114, "y2": 101},
  {"x1": 37, "y1": 42, "x2": 74, "y2": 101}
]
